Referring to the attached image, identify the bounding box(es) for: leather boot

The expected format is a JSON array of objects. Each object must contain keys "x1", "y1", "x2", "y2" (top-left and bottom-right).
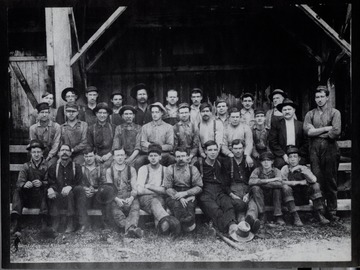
[
  {"x1": 40, "y1": 215, "x2": 48, "y2": 231},
  {"x1": 65, "y1": 216, "x2": 75, "y2": 233},
  {"x1": 292, "y1": 212, "x2": 303, "y2": 227},
  {"x1": 315, "y1": 211, "x2": 330, "y2": 225},
  {"x1": 52, "y1": 216, "x2": 60, "y2": 232}
]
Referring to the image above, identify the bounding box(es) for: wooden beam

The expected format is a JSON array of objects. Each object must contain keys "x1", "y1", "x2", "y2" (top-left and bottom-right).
[
  {"x1": 70, "y1": 6, "x2": 127, "y2": 66},
  {"x1": 296, "y1": 4, "x2": 351, "y2": 56},
  {"x1": 45, "y1": 8, "x2": 54, "y2": 66},
  {"x1": 9, "y1": 56, "x2": 47, "y2": 62},
  {"x1": 9, "y1": 62, "x2": 38, "y2": 109}
]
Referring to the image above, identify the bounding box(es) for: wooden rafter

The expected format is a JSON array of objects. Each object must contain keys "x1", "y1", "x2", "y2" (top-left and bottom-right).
[
  {"x1": 296, "y1": 4, "x2": 351, "y2": 56},
  {"x1": 70, "y1": 6, "x2": 127, "y2": 66}
]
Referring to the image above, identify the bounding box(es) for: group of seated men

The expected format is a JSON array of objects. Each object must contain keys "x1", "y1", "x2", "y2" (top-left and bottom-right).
[{"x1": 11, "y1": 83, "x2": 342, "y2": 242}]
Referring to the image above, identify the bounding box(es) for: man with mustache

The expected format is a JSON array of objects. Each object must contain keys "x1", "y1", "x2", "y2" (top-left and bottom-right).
[
  {"x1": 131, "y1": 83, "x2": 153, "y2": 126},
  {"x1": 47, "y1": 144, "x2": 87, "y2": 233},
  {"x1": 268, "y1": 99, "x2": 308, "y2": 169},
  {"x1": 303, "y1": 85, "x2": 341, "y2": 222}
]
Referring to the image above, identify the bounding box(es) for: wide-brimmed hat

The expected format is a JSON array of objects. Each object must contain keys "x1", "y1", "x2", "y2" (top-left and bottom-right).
[
  {"x1": 259, "y1": 151, "x2": 275, "y2": 161},
  {"x1": 148, "y1": 143, "x2": 162, "y2": 155},
  {"x1": 229, "y1": 221, "x2": 254, "y2": 242},
  {"x1": 286, "y1": 145, "x2": 299, "y2": 155},
  {"x1": 240, "y1": 92, "x2": 255, "y2": 101},
  {"x1": 119, "y1": 105, "x2": 136, "y2": 115},
  {"x1": 268, "y1": 89, "x2": 288, "y2": 101},
  {"x1": 36, "y1": 102, "x2": 50, "y2": 112},
  {"x1": 61, "y1": 87, "x2": 78, "y2": 101},
  {"x1": 130, "y1": 83, "x2": 154, "y2": 99},
  {"x1": 93, "y1": 102, "x2": 112, "y2": 115},
  {"x1": 95, "y1": 183, "x2": 118, "y2": 205},
  {"x1": 149, "y1": 102, "x2": 166, "y2": 113},
  {"x1": 276, "y1": 98, "x2": 298, "y2": 111},
  {"x1": 26, "y1": 139, "x2": 45, "y2": 151}
]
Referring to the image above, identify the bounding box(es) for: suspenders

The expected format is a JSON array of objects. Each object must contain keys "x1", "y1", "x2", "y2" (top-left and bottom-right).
[
  {"x1": 145, "y1": 165, "x2": 165, "y2": 186},
  {"x1": 56, "y1": 160, "x2": 76, "y2": 179},
  {"x1": 172, "y1": 164, "x2": 193, "y2": 186}
]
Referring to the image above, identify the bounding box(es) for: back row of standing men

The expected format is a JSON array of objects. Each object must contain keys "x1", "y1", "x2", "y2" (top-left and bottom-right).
[{"x1": 12, "y1": 83, "x2": 341, "y2": 241}]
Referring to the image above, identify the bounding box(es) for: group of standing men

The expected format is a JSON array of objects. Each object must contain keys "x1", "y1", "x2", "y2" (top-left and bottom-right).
[{"x1": 11, "y1": 83, "x2": 342, "y2": 242}]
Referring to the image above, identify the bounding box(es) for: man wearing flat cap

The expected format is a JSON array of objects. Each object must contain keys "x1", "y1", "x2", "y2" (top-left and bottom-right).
[
  {"x1": 60, "y1": 102, "x2": 88, "y2": 165},
  {"x1": 30, "y1": 102, "x2": 61, "y2": 166},
  {"x1": 83, "y1": 86, "x2": 100, "y2": 126},
  {"x1": 137, "y1": 143, "x2": 181, "y2": 236},
  {"x1": 252, "y1": 108, "x2": 271, "y2": 161},
  {"x1": 190, "y1": 88, "x2": 203, "y2": 128},
  {"x1": 30, "y1": 92, "x2": 57, "y2": 125},
  {"x1": 137, "y1": 102, "x2": 175, "y2": 169},
  {"x1": 87, "y1": 102, "x2": 116, "y2": 175},
  {"x1": 11, "y1": 140, "x2": 51, "y2": 234},
  {"x1": 215, "y1": 99, "x2": 229, "y2": 127},
  {"x1": 56, "y1": 87, "x2": 85, "y2": 125},
  {"x1": 173, "y1": 103, "x2": 200, "y2": 165},
  {"x1": 240, "y1": 93, "x2": 256, "y2": 128},
  {"x1": 268, "y1": 98, "x2": 308, "y2": 169},
  {"x1": 131, "y1": 83, "x2": 153, "y2": 126},
  {"x1": 303, "y1": 85, "x2": 341, "y2": 221},
  {"x1": 112, "y1": 105, "x2": 142, "y2": 168},
  {"x1": 109, "y1": 90, "x2": 125, "y2": 126}
]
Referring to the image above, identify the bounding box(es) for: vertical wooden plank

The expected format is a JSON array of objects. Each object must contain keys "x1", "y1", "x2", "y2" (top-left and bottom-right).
[{"x1": 45, "y1": 8, "x2": 54, "y2": 66}]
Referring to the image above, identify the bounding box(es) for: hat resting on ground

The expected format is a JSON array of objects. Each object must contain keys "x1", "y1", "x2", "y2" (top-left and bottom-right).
[
  {"x1": 149, "y1": 102, "x2": 166, "y2": 113},
  {"x1": 268, "y1": 89, "x2": 288, "y2": 101},
  {"x1": 276, "y1": 98, "x2": 298, "y2": 112},
  {"x1": 36, "y1": 102, "x2": 50, "y2": 112},
  {"x1": 229, "y1": 221, "x2": 254, "y2": 242},
  {"x1": 259, "y1": 151, "x2": 275, "y2": 161},
  {"x1": 61, "y1": 87, "x2": 78, "y2": 101},
  {"x1": 119, "y1": 105, "x2": 137, "y2": 115},
  {"x1": 95, "y1": 183, "x2": 118, "y2": 205},
  {"x1": 93, "y1": 102, "x2": 112, "y2": 115},
  {"x1": 130, "y1": 83, "x2": 154, "y2": 99},
  {"x1": 26, "y1": 139, "x2": 45, "y2": 151}
]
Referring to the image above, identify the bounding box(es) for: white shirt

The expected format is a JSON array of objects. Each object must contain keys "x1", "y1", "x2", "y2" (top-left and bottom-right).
[
  {"x1": 137, "y1": 164, "x2": 165, "y2": 188},
  {"x1": 285, "y1": 118, "x2": 296, "y2": 146}
]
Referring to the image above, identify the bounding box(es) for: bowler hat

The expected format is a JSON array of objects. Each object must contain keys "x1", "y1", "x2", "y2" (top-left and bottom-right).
[
  {"x1": 26, "y1": 139, "x2": 45, "y2": 151},
  {"x1": 95, "y1": 183, "x2": 118, "y2": 205},
  {"x1": 229, "y1": 221, "x2": 254, "y2": 242},
  {"x1": 259, "y1": 151, "x2": 275, "y2": 161},
  {"x1": 178, "y1": 102, "x2": 190, "y2": 110},
  {"x1": 119, "y1": 105, "x2": 136, "y2": 115},
  {"x1": 199, "y1": 102, "x2": 212, "y2": 112},
  {"x1": 268, "y1": 89, "x2": 288, "y2": 101},
  {"x1": 241, "y1": 92, "x2": 255, "y2": 101},
  {"x1": 286, "y1": 145, "x2": 299, "y2": 155},
  {"x1": 149, "y1": 102, "x2": 166, "y2": 113},
  {"x1": 36, "y1": 102, "x2": 50, "y2": 112},
  {"x1": 110, "y1": 90, "x2": 124, "y2": 100},
  {"x1": 276, "y1": 98, "x2": 298, "y2": 112},
  {"x1": 61, "y1": 87, "x2": 78, "y2": 101},
  {"x1": 93, "y1": 102, "x2": 112, "y2": 115},
  {"x1": 86, "y1": 86, "x2": 99, "y2": 93},
  {"x1": 148, "y1": 143, "x2": 162, "y2": 155},
  {"x1": 130, "y1": 83, "x2": 154, "y2": 99}
]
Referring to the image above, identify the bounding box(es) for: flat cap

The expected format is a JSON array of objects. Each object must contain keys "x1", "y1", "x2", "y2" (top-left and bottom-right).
[
  {"x1": 241, "y1": 92, "x2": 255, "y2": 100},
  {"x1": 41, "y1": 92, "x2": 53, "y2": 98},
  {"x1": 286, "y1": 145, "x2": 299, "y2": 155},
  {"x1": 149, "y1": 102, "x2": 166, "y2": 113},
  {"x1": 148, "y1": 143, "x2": 162, "y2": 155},
  {"x1": 65, "y1": 102, "x2": 78, "y2": 111},
  {"x1": 119, "y1": 105, "x2": 136, "y2": 115},
  {"x1": 36, "y1": 102, "x2": 50, "y2": 112},
  {"x1": 259, "y1": 151, "x2": 275, "y2": 161},
  {"x1": 178, "y1": 102, "x2": 190, "y2": 110},
  {"x1": 191, "y1": 88, "x2": 203, "y2": 95},
  {"x1": 26, "y1": 139, "x2": 45, "y2": 151},
  {"x1": 254, "y1": 108, "x2": 265, "y2": 116},
  {"x1": 93, "y1": 102, "x2": 112, "y2": 115},
  {"x1": 199, "y1": 102, "x2": 212, "y2": 112},
  {"x1": 86, "y1": 86, "x2": 99, "y2": 93}
]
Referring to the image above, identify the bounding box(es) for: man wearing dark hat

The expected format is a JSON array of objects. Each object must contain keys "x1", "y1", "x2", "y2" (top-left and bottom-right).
[
  {"x1": 303, "y1": 85, "x2": 341, "y2": 221},
  {"x1": 30, "y1": 102, "x2": 61, "y2": 166},
  {"x1": 137, "y1": 143, "x2": 181, "y2": 236},
  {"x1": 221, "y1": 107, "x2": 254, "y2": 168},
  {"x1": 137, "y1": 102, "x2": 175, "y2": 168},
  {"x1": 104, "y1": 148, "x2": 143, "y2": 237},
  {"x1": 163, "y1": 89, "x2": 180, "y2": 126},
  {"x1": 47, "y1": 144, "x2": 87, "y2": 233},
  {"x1": 215, "y1": 99, "x2": 229, "y2": 127},
  {"x1": 249, "y1": 151, "x2": 285, "y2": 225},
  {"x1": 11, "y1": 140, "x2": 51, "y2": 234},
  {"x1": 268, "y1": 98, "x2": 308, "y2": 169},
  {"x1": 190, "y1": 88, "x2": 203, "y2": 128},
  {"x1": 30, "y1": 92, "x2": 57, "y2": 125},
  {"x1": 131, "y1": 83, "x2": 153, "y2": 126},
  {"x1": 60, "y1": 102, "x2": 88, "y2": 165},
  {"x1": 83, "y1": 86, "x2": 100, "y2": 126},
  {"x1": 198, "y1": 103, "x2": 224, "y2": 159},
  {"x1": 112, "y1": 105, "x2": 142, "y2": 168},
  {"x1": 281, "y1": 146, "x2": 330, "y2": 226},
  {"x1": 87, "y1": 102, "x2": 116, "y2": 175},
  {"x1": 164, "y1": 147, "x2": 203, "y2": 233},
  {"x1": 173, "y1": 103, "x2": 200, "y2": 165},
  {"x1": 240, "y1": 93, "x2": 256, "y2": 127},
  {"x1": 56, "y1": 87, "x2": 84, "y2": 125},
  {"x1": 109, "y1": 91, "x2": 125, "y2": 126},
  {"x1": 252, "y1": 108, "x2": 271, "y2": 160}
]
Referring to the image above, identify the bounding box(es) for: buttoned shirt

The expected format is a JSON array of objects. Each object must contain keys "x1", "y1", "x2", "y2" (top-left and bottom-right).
[
  {"x1": 163, "y1": 104, "x2": 179, "y2": 125},
  {"x1": 82, "y1": 165, "x2": 103, "y2": 188},
  {"x1": 134, "y1": 105, "x2": 152, "y2": 126},
  {"x1": 285, "y1": 118, "x2": 296, "y2": 146},
  {"x1": 303, "y1": 103, "x2": 341, "y2": 140},
  {"x1": 223, "y1": 157, "x2": 251, "y2": 185},
  {"x1": 112, "y1": 122, "x2": 141, "y2": 156},
  {"x1": 252, "y1": 124, "x2": 270, "y2": 156},
  {"x1": 29, "y1": 120, "x2": 61, "y2": 159},
  {"x1": 106, "y1": 165, "x2": 137, "y2": 199},
  {"x1": 61, "y1": 120, "x2": 88, "y2": 155},
  {"x1": 281, "y1": 165, "x2": 316, "y2": 184},
  {"x1": 84, "y1": 105, "x2": 97, "y2": 126},
  {"x1": 48, "y1": 159, "x2": 83, "y2": 192},
  {"x1": 173, "y1": 120, "x2": 199, "y2": 157},
  {"x1": 249, "y1": 167, "x2": 282, "y2": 186},
  {"x1": 216, "y1": 115, "x2": 229, "y2": 127},
  {"x1": 198, "y1": 119, "x2": 224, "y2": 156},
  {"x1": 87, "y1": 122, "x2": 116, "y2": 156},
  {"x1": 140, "y1": 120, "x2": 174, "y2": 153},
  {"x1": 137, "y1": 164, "x2": 166, "y2": 190},
  {"x1": 190, "y1": 104, "x2": 201, "y2": 128},
  {"x1": 240, "y1": 108, "x2": 255, "y2": 127},
  {"x1": 222, "y1": 123, "x2": 253, "y2": 156},
  {"x1": 163, "y1": 164, "x2": 203, "y2": 197},
  {"x1": 17, "y1": 158, "x2": 49, "y2": 188}
]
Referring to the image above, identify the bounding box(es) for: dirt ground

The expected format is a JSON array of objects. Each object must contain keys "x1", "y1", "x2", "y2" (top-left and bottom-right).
[{"x1": 9, "y1": 213, "x2": 351, "y2": 263}]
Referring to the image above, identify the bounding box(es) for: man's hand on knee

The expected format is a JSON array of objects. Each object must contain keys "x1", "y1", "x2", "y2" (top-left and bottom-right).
[
  {"x1": 61, "y1": 186, "x2": 72, "y2": 196},
  {"x1": 47, "y1": 188, "x2": 56, "y2": 199}
]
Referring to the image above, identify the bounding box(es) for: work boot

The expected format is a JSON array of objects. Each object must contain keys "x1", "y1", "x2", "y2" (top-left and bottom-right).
[
  {"x1": 245, "y1": 215, "x2": 261, "y2": 234},
  {"x1": 275, "y1": 216, "x2": 285, "y2": 226},
  {"x1": 126, "y1": 226, "x2": 144, "y2": 238},
  {"x1": 65, "y1": 217, "x2": 75, "y2": 233},
  {"x1": 314, "y1": 211, "x2": 330, "y2": 225},
  {"x1": 40, "y1": 215, "x2": 48, "y2": 231},
  {"x1": 327, "y1": 211, "x2": 340, "y2": 222},
  {"x1": 51, "y1": 216, "x2": 60, "y2": 232},
  {"x1": 78, "y1": 225, "x2": 87, "y2": 234},
  {"x1": 292, "y1": 212, "x2": 303, "y2": 227},
  {"x1": 11, "y1": 213, "x2": 21, "y2": 234}
]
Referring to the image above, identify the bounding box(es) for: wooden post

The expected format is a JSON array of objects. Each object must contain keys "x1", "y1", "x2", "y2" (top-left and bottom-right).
[{"x1": 47, "y1": 8, "x2": 73, "y2": 107}]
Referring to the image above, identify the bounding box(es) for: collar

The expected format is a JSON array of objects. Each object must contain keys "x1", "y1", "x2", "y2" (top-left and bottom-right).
[
  {"x1": 240, "y1": 108, "x2": 254, "y2": 115},
  {"x1": 96, "y1": 121, "x2": 108, "y2": 127},
  {"x1": 285, "y1": 118, "x2": 295, "y2": 123},
  {"x1": 113, "y1": 107, "x2": 121, "y2": 114},
  {"x1": 151, "y1": 120, "x2": 164, "y2": 126},
  {"x1": 316, "y1": 102, "x2": 330, "y2": 112},
  {"x1": 253, "y1": 124, "x2": 267, "y2": 131},
  {"x1": 216, "y1": 115, "x2": 229, "y2": 121},
  {"x1": 82, "y1": 164, "x2": 97, "y2": 172},
  {"x1": 260, "y1": 167, "x2": 275, "y2": 175},
  {"x1": 30, "y1": 158, "x2": 44, "y2": 168},
  {"x1": 136, "y1": 104, "x2": 149, "y2": 112},
  {"x1": 63, "y1": 119, "x2": 81, "y2": 126},
  {"x1": 190, "y1": 104, "x2": 200, "y2": 111},
  {"x1": 87, "y1": 104, "x2": 96, "y2": 110},
  {"x1": 60, "y1": 159, "x2": 71, "y2": 167},
  {"x1": 165, "y1": 104, "x2": 178, "y2": 111},
  {"x1": 123, "y1": 122, "x2": 135, "y2": 127}
]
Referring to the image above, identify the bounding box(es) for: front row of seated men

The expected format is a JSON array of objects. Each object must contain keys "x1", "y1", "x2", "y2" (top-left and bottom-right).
[{"x1": 11, "y1": 134, "x2": 330, "y2": 242}]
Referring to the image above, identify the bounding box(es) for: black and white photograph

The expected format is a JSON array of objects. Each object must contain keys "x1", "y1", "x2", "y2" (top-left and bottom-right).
[{"x1": 1, "y1": 0, "x2": 358, "y2": 267}]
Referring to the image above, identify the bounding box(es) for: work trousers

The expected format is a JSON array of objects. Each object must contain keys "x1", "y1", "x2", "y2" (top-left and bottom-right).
[
  {"x1": 243, "y1": 186, "x2": 264, "y2": 221},
  {"x1": 309, "y1": 138, "x2": 339, "y2": 213},
  {"x1": 166, "y1": 197, "x2": 196, "y2": 226},
  {"x1": 48, "y1": 186, "x2": 87, "y2": 226},
  {"x1": 12, "y1": 187, "x2": 48, "y2": 216},
  {"x1": 198, "y1": 184, "x2": 236, "y2": 233},
  {"x1": 252, "y1": 185, "x2": 283, "y2": 217},
  {"x1": 139, "y1": 194, "x2": 169, "y2": 226},
  {"x1": 110, "y1": 198, "x2": 140, "y2": 231}
]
